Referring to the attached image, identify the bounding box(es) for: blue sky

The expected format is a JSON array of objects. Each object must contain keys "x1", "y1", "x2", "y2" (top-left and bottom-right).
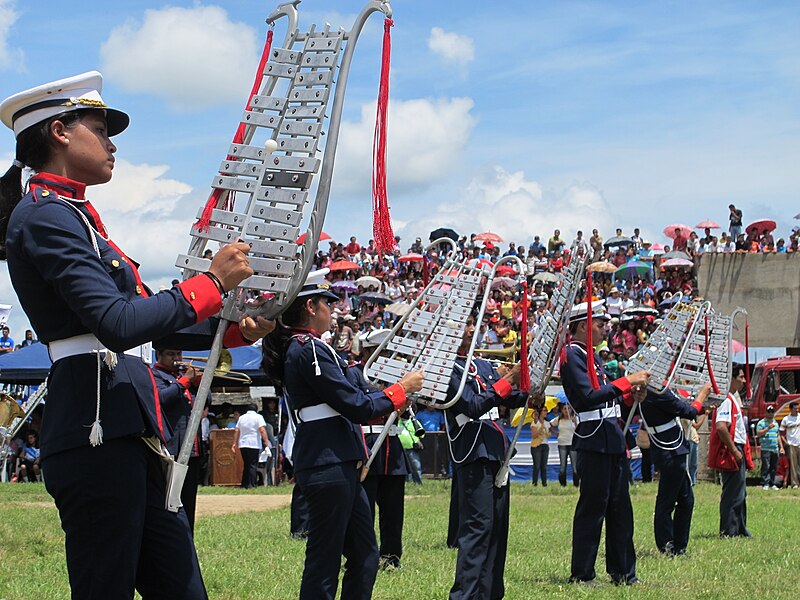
[{"x1": 0, "y1": 0, "x2": 798, "y2": 338}]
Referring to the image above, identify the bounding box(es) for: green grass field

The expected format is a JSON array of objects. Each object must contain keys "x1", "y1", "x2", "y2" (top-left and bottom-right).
[{"x1": 1, "y1": 480, "x2": 798, "y2": 599}]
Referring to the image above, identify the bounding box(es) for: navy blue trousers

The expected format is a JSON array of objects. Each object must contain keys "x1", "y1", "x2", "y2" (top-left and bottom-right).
[
  {"x1": 571, "y1": 451, "x2": 636, "y2": 584},
  {"x1": 295, "y1": 461, "x2": 379, "y2": 600},
  {"x1": 43, "y1": 437, "x2": 206, "y2": 600},
  {"x1": 362, "y1": 474, "x2": 405, "y2": 562},
  {"x1": 653, "y1": 455, "x2": 694, "y2": 553},
  {"x1": 449, "y1": 459, "x2": 510, "y2": 600}
]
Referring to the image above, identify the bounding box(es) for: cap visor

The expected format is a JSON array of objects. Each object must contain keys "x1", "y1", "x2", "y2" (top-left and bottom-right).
[{"x1": 105, "y1": 108, "x2": 129, "y2": 136}]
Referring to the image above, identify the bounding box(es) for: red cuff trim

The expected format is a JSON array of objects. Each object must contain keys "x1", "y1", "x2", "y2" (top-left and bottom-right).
[
  {"x1": 612, "y1": 377, "x2": 634, "y2": 406},
  {"x1": 177, "y1": 275, "x2": 222, "y2": 323},
  {"x1": 177, "y1": 376, "x2": 192, "y2": 389},
  {"x1": 691, "y1": 400, "x2": 704, "y2": 413},
  {"x1": 492, "y1": 378, "x2": 512, "y2": 399},
  {"x1": 384, "y1": 383, "x2": 407, "y2": 411},
  {"x1": 223, "y1": 322, "x2": 250, "y2": 348}
]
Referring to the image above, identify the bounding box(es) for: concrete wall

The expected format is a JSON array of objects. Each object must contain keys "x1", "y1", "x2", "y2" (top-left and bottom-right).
[{"x1": 697, "y1": 253, "x2": 800, "y2": 347}]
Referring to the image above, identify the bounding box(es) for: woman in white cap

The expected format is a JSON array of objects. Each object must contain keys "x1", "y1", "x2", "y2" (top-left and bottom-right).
[
  {"x1": 0, "y1": 72, "x2": 272, "y2": 599},
  {"x1": 262, "y1": 269, "x2": 423, "y2": 600}
]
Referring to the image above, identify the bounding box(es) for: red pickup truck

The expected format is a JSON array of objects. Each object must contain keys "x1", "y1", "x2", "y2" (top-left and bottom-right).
[{"x1": 745, "y1": 356, "x2": 800, "y2": 422}]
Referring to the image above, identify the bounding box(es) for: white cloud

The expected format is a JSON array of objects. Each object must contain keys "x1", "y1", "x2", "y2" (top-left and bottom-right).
[
  {"x1": 91, "y1": 159, "x2": 192, "y2": 215},
  {"x1": 332, "y1": 97, "x2": 476, "y2": 196},
  {"x1": 428, "y1": 27, "x2": 475, "y2": 66},
  {"x1": 100, "y1": 5, "x2": 259, "y2": 110},
  {"x1": 0, "y1": 0, "x2": 23, "y2": 70},
  {"x1": 398, "y1": 166, "x2": 618, "y2": 244}
]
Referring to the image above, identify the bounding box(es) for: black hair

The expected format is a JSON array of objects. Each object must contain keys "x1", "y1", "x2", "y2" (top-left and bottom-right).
[
  {"x1": 731, "y1": 363, "x2": 745, "y2": 378},
  {"x1": 0, "y1": 111, "x2": 84, "y2": 260},
  {"x1": 261, "y1": 294, "x2": 325, "y2": 391},
  {"x1": 247, "y1": 403, "x2": 258, "y2": 412}
]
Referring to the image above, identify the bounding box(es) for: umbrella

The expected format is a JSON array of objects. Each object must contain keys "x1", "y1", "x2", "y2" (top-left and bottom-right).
[
  {"x1": 328, "y1": 260, "x2": 359, "y2": 272},
  {"x1": 359, "y1": 292, "x2": 393, "y2": 305},
  {"x1": 398, "y1": 253, "x2": 424, "y2": 263},
  {"x1": 296, "y1": 231, "x2": 332, "y2": 245},
  {"x1": 662, "y1": 224, "x2": 691, "y2": 239},
  {"x1": 695, "y1": 220, "x2": 721, "y2": 229},
  {"x1": 385, "y1": 302, "x2": 411, "y2": 316},
  {"x1": 615, "y1": 260, "x2": 651, "y2": 280},
  {"x1": 510, "y1": 397, "x2": 560, "y2": 425},
  {"x1": 474, "y1": 231, "x2": 503, "y2": 243},
  {"x1": 623, "y1": 306, "x2": 659, "y2": 317},
  {"x1": 495, "y1": 265, "x2": 518, "y2": 277},
  {"x1": 467, "y1": 258, "x2": 494, "y2": 270},
  {"x1": 533, "y1": 272, "x2": 560, "y2": 283},
  {"x1": 662, "y1": 250, "x2": 692, "y2": 261},
  {"x1": 490, "y1": 276, "x2": 517, "y2": 289},
  {"x1": 355, "y1": 275, "x2": 381, "y2": 290},
  {"x1": 603, "y1": 236, "x2": 633, "y2": 248},
  {"x1": 745, "y1": 219, "x2": 777, "y2": 235},
  {"x1": 587, "y1": 261, "x2": 617, "y2": 274},
  {"x1": 429, "y1": 227, "x2": 459, "y2": 242},
  {"x1": 331, "y1": 280, "x2": 357, "y2": 292},
  {"x1": 660, "y1": 257, "x2": 693, "y2": 268},
  {"x1": 731, "y1": 339, "x2": 746, "y2": 353},
  {"x1": 659, "y1": 294, "x2": 688, "y2": 308}
]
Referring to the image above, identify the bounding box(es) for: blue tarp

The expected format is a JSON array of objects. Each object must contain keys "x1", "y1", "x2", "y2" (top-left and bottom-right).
[{"x1": 0, "y1": 342, "x2": 266, "y2": 383}]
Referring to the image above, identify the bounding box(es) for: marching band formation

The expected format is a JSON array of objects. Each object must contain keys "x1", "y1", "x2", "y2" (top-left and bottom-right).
[{"x1": 0, "y1": 3, "x2": 753, "y2": 599}]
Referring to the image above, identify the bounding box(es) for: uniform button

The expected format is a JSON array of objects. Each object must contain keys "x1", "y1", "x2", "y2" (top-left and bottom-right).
[
  {"x1": 111, "y1": 259, "x2": 120, "y2": 268},
  {"x1": 190, "y1": 291, "x2": 196, "y2": 300},
  {"x1": 135, "y1": 285, "x2": 142, "y2": 295},
  {"x1": 41, "y1": 190, "x2": 50, "y2": 197},
  {"x1": 387, "y1": 390, "x2": 394, "y2": 396}
]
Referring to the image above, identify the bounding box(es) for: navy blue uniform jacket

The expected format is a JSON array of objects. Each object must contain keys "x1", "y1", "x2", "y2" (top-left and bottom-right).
[
  {"x1": 151, "y1": 364, "x2": 205, "y2": 458},
  {"x1": 639, "y1": 389, "x2": 699, "y2": 466},
  {"x1": 445, "y1": 356, "x2": 528, "y2": 466},
  {"x1": 5, "y1": 174, "x2": 247, "y2": 458},
  {"x1": 561, "y1": 342, "x2": 632, "y2": 455},
  {"x1": 284, "y1": 333, "x2": 406, "y2": 473}
]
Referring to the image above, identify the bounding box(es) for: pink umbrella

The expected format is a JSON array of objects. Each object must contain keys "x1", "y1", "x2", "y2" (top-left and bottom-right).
[
  {"x1": 328, "y1": 260, "x2": 359, "y2": 272},
  {"x1": 663, "y1": 224, "x2": 691, "y2": 239},
  {"x1": 495, "y1": 265, "x2": 518, "y2": 277},
  {"x1": 695, "y1": 220, "x2": 721, "y2": 229},
  {"x1": 474, "y1": 231, "x2": 504, "y2": 243},
  {"x1": 731, "y1": 339, "x2": 746, "y2": 353},
  {"x1": 398, "y1": 253, "x2": 423, "y2": 263},
  {"x1": 467, "y1": 258, "x2": 494, "y2": 270},
  {"x1": 296, "y1": 231, "x2": 332, "y2": 245},
  {"x1": 745, "y1": 219, "x2": 777, "y2": 235},
  {"x1": 660, "y1": 257, "x2": 693, "y2": 269}
]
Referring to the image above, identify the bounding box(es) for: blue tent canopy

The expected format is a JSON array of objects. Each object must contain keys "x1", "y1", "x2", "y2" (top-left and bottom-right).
[{"x1": 0, "y1": 343, "x2": 266, "y2": 384}]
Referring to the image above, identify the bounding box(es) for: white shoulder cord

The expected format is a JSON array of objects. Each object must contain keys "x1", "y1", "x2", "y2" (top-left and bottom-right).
[
  {"x1": 445, "y1": 359, "x2": 490, "y2": 465},
  {"x1": 61, "y1": 200, "x2": 118, "y2": 446},
  {"x1": 568, "y1": 344, "x2": 612, "y2": 440},
  {"x1": 638, "y1": 404, "x2": 685, "y2": 452}
]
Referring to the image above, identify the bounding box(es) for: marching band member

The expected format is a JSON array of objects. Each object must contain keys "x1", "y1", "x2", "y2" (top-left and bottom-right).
[
  {"x1": 0, "y1": 72, "x2": 273, "y2": 599},
  {"x1": 635, "y1": 383, "x2": 709, "y2": 556},
  {"x1": 560, "y1": 300, "x2": 649, "y2": 586},
  {"x1": 152, "y1": 348, "x2": 205, "y2": 533},
  {"x1": 359, "y1": 329, "x2": 410, "y2": 571},
  {"x1": 261, "y1": 269, "x2": 423, "y2": 600},
  {"x1": 445, "y1": 319, "x2": 529, "y2": 600}
]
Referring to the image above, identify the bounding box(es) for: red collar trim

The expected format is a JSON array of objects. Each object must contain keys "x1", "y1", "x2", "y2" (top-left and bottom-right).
[
  {"x1": 29, "y1": 173, "x2": 86, "y2": 200},
  {"x1": 292, "y1": 327, "x2": 320, "y2": 338}
]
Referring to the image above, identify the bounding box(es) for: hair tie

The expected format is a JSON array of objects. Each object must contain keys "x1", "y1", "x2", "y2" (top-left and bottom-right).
[{"x1": 12, "y1": 159, "x2": 25, "y2": 169}]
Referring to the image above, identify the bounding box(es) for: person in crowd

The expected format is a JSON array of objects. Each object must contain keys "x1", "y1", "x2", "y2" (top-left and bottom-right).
[
  {"x1": 0, "y1": 326, "x2": 14, "y2": 354},
  {"x1": 714, "y1": 365, "x2": 753, "y2": 537},
  {"x1": 529, "y1": 235, "x2": 544, "y2": 256},
  {"x1": 332, "y1": 314, "x2": 356, "y2": 360},
  {"x1": 345, "y1": 236, "x2": 361, "y2": 257},
  {"x1": 589, "y1": 229, "x2": 603, "y2": 262},
  {"x1": 417, "y1": 403, "x2": 445, "y2": 432},
  {"x1": 637, "y1": 384, "x2": 708, "y2": 556},
  {"x1": 0, "y1": 71, "x2": 271, "y2": 599},
  {"x1": 779, "y1": 401, "x2": 800, "y2": 489},
  {"x1": 151, "y1": 348, "x2": 205, "y2": 532},
  {"x1": 18, "y1": 329, "x2": 36, "y2": 348},
  {"x1": 547, "y1": 229, "x2": 565, "y2": 255},
  {"x1": 444, "y1": 317, "x2": 528, "y2": 600},
  {"x1": 233, "y1": 403, "x2": 270, "y2": 489},
  {"x1": 552, "y1": 402, "x2": 579, "y2": 486},
  {"x1": 561, "y1": 300, "x2": 649, "y2": 586},
  {"x1": 261, "y1": 268, "x2": 423, "y2": 600},
  {"x1": 530, "y1": 407, "x2": 551, "y2": 486},
  {"x1": 756, "y1": 404, "x2": 782, "y2": 489},
  {"x1": 16, "y1": 430, "x2": 41, "y2": 482},
  {"x1": 398, "y1": 411, "x2": 424, "y2": 485},
  {"x1": 684, "y1": 411, "x2": 706, "y2": 485}
]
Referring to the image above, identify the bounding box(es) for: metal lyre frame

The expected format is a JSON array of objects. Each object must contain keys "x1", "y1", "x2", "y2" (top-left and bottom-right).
[
  {"x1": 0, "y1": 383, "x2": 48, "y2": 482},
  {"x1": 174, "y1": 1, "x2": 393, "y2": 473},
  {"x1": 360, "y1": 241, "x2": 527, "y2": 476},
  {"x1": 495, "y1": 251, "x2": 586, "y2": 487}
]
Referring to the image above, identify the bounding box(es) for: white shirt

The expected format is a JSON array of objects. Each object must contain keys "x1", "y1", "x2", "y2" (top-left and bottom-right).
[
  {"x1": 606, "y1": 296, "x2": 624, "y2": 316},
  {"x1": 716, "y1": 394, "x2": 747, "y2": 444},
  {"x1": 780, "y1": 413, "x2": 800, "y2": 447},
  {"x1": 553, "y1": 416, "x2": 576, "y2": 446},
  {"x1": 236, "y1": 410, "x2": 267, "y2": 449}
]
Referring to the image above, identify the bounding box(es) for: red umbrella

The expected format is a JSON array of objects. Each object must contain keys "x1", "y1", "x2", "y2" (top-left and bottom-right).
[
  {"x1": 474, "y1": 231, "x2": 504, "y2": 243},
  {"x1": 328, "y1": 260, "x2": 359, "y2": 272},
  {"x1": 731, "y1": 339, "x2": 746, "y2": 353},
  {"x1": 467, "y1": 258, "x2": 494, "y2": 270},
  {"x1": 745, "y1": 219, "x2": 777, "y2": 235},
  {"x1": 662, "y1": 224, "x2": 691, "y2": 239},
  {"x1": 695, "y1": 220, "x2": 721, "y2": 229},
  {"x1": 296, "y1": 231, "x2": 332, "y2": 245},
  {"x1": 397, "y1": 253, "x2": 424, "y2": 263},
  {"x1": 495, "y1": 265, "x2": 518, "y2": 277}
]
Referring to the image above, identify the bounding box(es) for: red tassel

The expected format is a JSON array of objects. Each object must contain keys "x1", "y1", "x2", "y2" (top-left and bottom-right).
[
  {"x1": 423, "y1": 255, "x2": 429, "y2": 287},
  {"x1": 195, "y1": 28, "x2": 274, "y2": 232},
  {"x1": 704, "y1": 315, "x2": 720, "y2": 395},
  {"x1": 372, "y1": 18, "x2": 396, "y2": 254},
  {"x1": 585, "y1": 271, "x2": 600, "y2": 390},
  {"x1": 744, "y1": 319, "x2": 751, "y2": 399},
  {"x1": 519, "y1": 279, "x2": 530, "y2": 392}
]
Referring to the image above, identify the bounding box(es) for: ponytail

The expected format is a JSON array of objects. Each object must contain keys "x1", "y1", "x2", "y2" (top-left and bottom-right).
[{"x1": 0, "y1": 162, "x2": 24, "y2": 259}]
